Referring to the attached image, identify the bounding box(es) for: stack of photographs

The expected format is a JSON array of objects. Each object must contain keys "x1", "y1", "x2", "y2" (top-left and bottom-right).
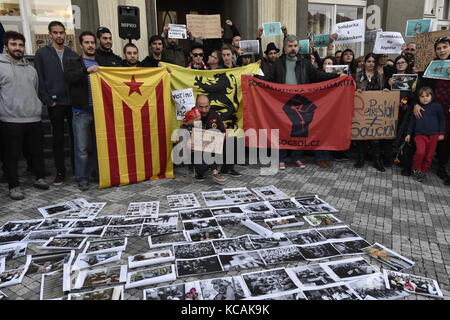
[
  {"x1": 363, "y1": 243, "x2": 415, "y2": 271},
  {"x1": 167, "y1": 194, "x2": 201, "y2": 211},
  {"x1": 68, "y1": 286, "x2": 124, "y2": 300},
  {"x1": 251, "y1": 186, "x2": 290, "y2": 201},
  {"x1": 126, "y1": 202, "x2": 160, "y2": 216},
  {"x1": 128, "y1": 250, "x2": 174, "y2": 269},
  {"x1": 125, "y1": 265, "x2": 176, "y2": 289},
  {"x1": 383, "y1": 270, "x2": 443, "y2": 299}
]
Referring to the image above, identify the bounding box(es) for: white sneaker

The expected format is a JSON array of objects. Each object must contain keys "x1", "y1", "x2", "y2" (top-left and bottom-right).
[{"x1": 279, "y1": 163, "x2": 286, "y2": 170}]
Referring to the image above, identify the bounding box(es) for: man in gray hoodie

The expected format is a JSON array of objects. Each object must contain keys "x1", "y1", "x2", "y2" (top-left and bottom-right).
[{"x1": 0, "y1": 31, "x2": 49, "y2": 200}]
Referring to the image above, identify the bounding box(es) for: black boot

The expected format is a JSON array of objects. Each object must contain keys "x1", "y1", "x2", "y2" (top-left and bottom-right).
[
  {"x1": 374, "y1": 157, "x2": 386, "y2": 172},
  {"x1": 354, "y1": 155, "x2": 365, "y2": 168},
  {"x1": 401, "y1": 167, "x2": 412, "y2": 177},
  {"x1": 437, "y1": 166, "x2": 449, "y2": 181}
]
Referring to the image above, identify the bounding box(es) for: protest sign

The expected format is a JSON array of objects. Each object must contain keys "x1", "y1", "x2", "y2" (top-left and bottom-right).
[
  {"x1": 332, "y1": 19, "x2": 365, "y2": 44},
  {"x1": 172, "y1": 88, "x2": 196, "y2": 121},
  {"x1": 263, "y1": 22, "x2": 282, "y2": 37},
  {"x1": 298, "y1": 40, "x2": 310, "y2": 55},
  {"x1": 373, "y1": 32, "x2": 405, "y2": 54},
  {"x1": 191, "y1": 128, "x2": 225, "y2": 154},
  {"x1": 168, "y1": 24, "x2": 187, "y2": 39},
  {"x1": 352, "y1": 91, "x2": 400, "y2": 141},
  {"x1": 416, "y1": 30, "x2": 450, "y2": 71},
  {"x1": 365, "y1": 29, "x2": 381, "y2": 45},
  {"x1": 405, "y1": 19, "x2": 432, "y2": 37},
  {"x1": 423, "y1": 60, "x2": 450, "y2": 80},
  {"x1": 313, "y1": 34, "x2": 330, "y2": 48},
  {"x1": 186, "y1": 14, "x2": 221, "y2": 39},
  {"x1": 239, "y1": 40, "x2": 260, "y2": 55},
  {"x1": 325, "y1": 65, "x2": 349, "y2": 75}
]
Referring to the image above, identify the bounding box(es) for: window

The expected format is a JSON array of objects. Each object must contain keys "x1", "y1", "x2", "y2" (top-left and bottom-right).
[
  {"x1": 443, "y1": 0, "x2": 450, "y2": 20},
  {"x1": 0, "y1": 0, "x2": 75, "y2": 54},
  {"x1": 424, "y1": 0, "x2": 437, "y2": 16}
]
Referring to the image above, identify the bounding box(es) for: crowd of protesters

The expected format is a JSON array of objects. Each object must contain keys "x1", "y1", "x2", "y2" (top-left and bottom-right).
[{"x1": 0, "y1": 19, "x2": 449, "y2": 200}]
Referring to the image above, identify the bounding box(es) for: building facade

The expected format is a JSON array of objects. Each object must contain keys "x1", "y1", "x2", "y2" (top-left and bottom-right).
[{"x1": 2, "y1": 0, "x2": 449, "y2": 57}]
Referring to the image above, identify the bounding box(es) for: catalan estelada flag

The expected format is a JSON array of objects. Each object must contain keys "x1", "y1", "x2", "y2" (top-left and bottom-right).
[{"x1": 91, "y1": 67, "x2": 176, "y2": 189}]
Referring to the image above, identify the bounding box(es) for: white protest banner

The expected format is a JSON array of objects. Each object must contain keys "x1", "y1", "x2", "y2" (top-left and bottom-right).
[
  {"x1": 239, "y1": 40, "x2": 260, "y2": 55},
  {"x1": 332, "y1": 19, "x2": 365, "y2": 44},
  {"x1": 171, "y1": 88, "x2": 196, "y2": 120},
  {"x1": 373, "y1": 32, "x2": 405, "y2": 54},
  {"x1": 168, "y1": 24, "x2": 187, "y2": 39}
]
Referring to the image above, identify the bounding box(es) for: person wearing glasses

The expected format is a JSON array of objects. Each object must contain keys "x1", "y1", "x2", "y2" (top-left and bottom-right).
[
  {"x1": 187, "y1": 44, "x2": 208, "y2": 70},
  {"x1": 207, "y1": 50, "x2": 221, "y2": 70},
  {"x1": 414, "y1": 37, "x2": 450, "y2": 186}
]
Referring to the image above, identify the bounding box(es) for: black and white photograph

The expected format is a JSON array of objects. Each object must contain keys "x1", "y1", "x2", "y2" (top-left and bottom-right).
[
  {"x1": 73, "y1": 252, "x2": 122, "y2": 270},
  {"x1": 276, "y1": 208, "x2": 309, "y2": 219},
  {"x1": 201, "y1": 190, "x2": 230, "y2": 207},
  {"x1": 68, "y1": 286, "x2": 124, "y2": 300},
  {"x1": 241, "y1": 268, "x2": 298, "y2": 297},
  {"x1": 297, "y1": 242, "x2": 342, "y2": 261},
  {"x1": 259, "y1": 246, "x2": 303, "y2": 265},
  {"x1": 143, "y1": 214, "x2": 178, "y2": 225},
  {"x1": 27, "y1": 251, "x2": 74, "y2": 275},
  {"x1": 173, "y1": 241, "x2": 216, "y2": 259},
  {"x1": 22, "y1": 230, "x2": 68, "y2": 243},
  {"x1": 287, "y1": 264, "x2": 336, "y2": 288},
  {"x1": 179, "y1": 209, "x2": 214, "y2": 221},
  {"x1": 390, "y1": 74, "x2": 418, "y2": 91},
  {"x1": 0, "y1": 231, "x2": 29, "y2": 244},
  {"x1": 241, "y1": 220, "x2": 274, "y2": 237},
  {"x1": 199, "y1": 276, "x2": 247, "y2": 300},
  {"x1": 40, "y1": 237, "x2": 87, "y2": 250},
  {"x1": 63, "y1": 202, "x2": 106, "y2": 220},
  {"x1": 176, "y1": 255, "x2": 224, "y2": 277},
  {"x1": 215, "y1": 214, "x2": 247, "y2": 227},
  {"x1": 331, "y1": 238, "x2": 372, "y2": 255},
  {"x1": 244, "y1": 211, "x2": 281, "y2": 222},
  {"x1": 71, "y1": 217, "x2": 112, "y2": 228},
  {"x1": 264, "y1": 216, "x2": 304, "y2": 230},
  {"x1": 187, "y1": 227, "x2": 226, "y2": 242},
  {"x1": 73, "y1": 265, "x2": 127, "y2": 290},
  {"x1": 0, "y1": 256, "x2": 31, "y2": 288},
  {"x1": 167, "y1": 194, "x2": 201, "y2": 211},
  {"x1": 322, "y1": 257, "x2": 378, "y2": 281},
  {"x1": 304, "y1": 214, "x2": 342, "y2": 227},
  {"x1": 223, "y1": 188, "x2": 260, "y2": 204},
  {"x1": 84, "y1": 238, "x2": 127, "y2": 254},
  {"x1": 284, "y1": 229, "x2": 327, "y2": 245},
  {"x1": 239, "y1": 201, "x2": 273, "y2": 214},
  {"x1": 35, "y1": 219, "x2": 74, "y2": 231},
  {"x1": 363, "y1": 243, "x2": 415, "y2": 272},
  {"x1": 109, "y1": 217, "x2": 144, "y2": 226},
  {"x1": 128, "y1": 250, "x2": 175, "y2": 269},
  {"x1": 212, "y1": 236, "x2": 255, "y2": 254},
  {"x1": 245, "y1": 289, "x2": 306, "y2": 301},
  {"x1": 348, "y1": 273, "x2": 409, "y2": 300},
  {"x1": 143, "y1": 282, "x2": 202, "y2": 300},
  {"x1": 38, "y1": 198, "x2": 89, "y2": 219},
  {"x1": 251, "y1": 186, "x2": 289, "y2": 201},
  {"x1": 268, "y1": 198, "x2": 302, "y2": 210},
  {"x1": 183, "y1": 218, "x2": 219, "y2": 231},
  {"x1": 219, "y1": 251, "x2": 266, "y2": 271},
  {"x1": 0, "y1": 220, "x2": 43, "y2": 233},
  {"x1": 0, "y1": 242, "x2": 27, "y2": 261},
  {"x1": 40, "y1": 269, "x2": 66, "y2": 300},
  {"x1": 302, "y1": 283, "x2": 361, "y2": 300},
  {"x1": 125, "y1": 265, "x2": 176, "y2": 289},
  {"x1": 249, "y1": 235, "x2": 292, "y2": 250},
  {"x1": 295, "y1": 195, "x2": 327, "y2": 206},
  {"x1": 149, "y1": 231, "x2": 189, "y2": 248},
  {"x1": 102, "y1": 225, "x2": 142, "y2": 238},
  {"x1": 303, "y1": 204, "x2": 338, "y2": 214},
  {"x1": 211, "y1": 206, "x2": 244, "y2": 216},
  {"x1": 65, "y1": 227, "x2": 106, "y2": 238},
  {"x1": 140, "y1": 224, "x2": 177, "y2": 237},
  {"x1": 383, "y1": 269, "x2": 443, "y2": 299},
  {"x1": 126, "y1": 201, "x2": 160, "y2": 216},
  {"x1": 317, "y1": 226, "x2": 361, "y2": 240}
]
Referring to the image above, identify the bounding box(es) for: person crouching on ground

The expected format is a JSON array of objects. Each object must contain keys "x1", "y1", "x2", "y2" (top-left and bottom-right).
[{"x1": 406, "y1": 87, "x2": 445, "y2": 183}]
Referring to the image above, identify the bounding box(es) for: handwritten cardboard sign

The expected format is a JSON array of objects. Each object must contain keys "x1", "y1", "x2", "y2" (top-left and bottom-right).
[
  {"x1": 373, "y1": 32, "x2": 405, "y2": 55},
  {"x1": 186, "y1": 14, "x2": 222, "y2": 39},
  {"x1": 172, "y1": 88, "x2": 195, "y2": 120},
  {"x1": 332, "y1": 19, "x2": 365, "y2": 44},
  {"x1": 415, "y1": 29, "x2": 450, "y2": 72},
  {"x1": 352, "y1": 91, "x2": 400, "y2": 141}
]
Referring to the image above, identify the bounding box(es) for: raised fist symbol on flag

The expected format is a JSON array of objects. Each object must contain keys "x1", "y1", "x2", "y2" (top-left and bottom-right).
[{"x1": 282, "y1": 94, "x2": 317, "y2": 138}]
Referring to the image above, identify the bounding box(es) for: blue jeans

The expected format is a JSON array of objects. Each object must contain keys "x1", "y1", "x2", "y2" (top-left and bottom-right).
[
  {"x1": 279, "y1": 149, "x2": 303, "y2": 163},
  {"x1": 72, "y1": 112, "x2": 97, "y2": 183},
  {"x1": 315, "y1": 151, "x2": 331, "y2": 162}
]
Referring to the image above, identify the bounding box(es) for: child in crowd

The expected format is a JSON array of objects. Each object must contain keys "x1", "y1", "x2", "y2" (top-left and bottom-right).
[{"x1": 406, "y1": 87, "x2": 445, "y2": 182}]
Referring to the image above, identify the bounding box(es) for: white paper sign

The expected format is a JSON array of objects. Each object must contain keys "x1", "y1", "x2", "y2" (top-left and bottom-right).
[
  {"x1": 332, "y1": 19, "x2": 365, "y2": 44},
  {"x1": 168, "y1": 24, "x2": 187, "y2": 39},
  {"x1": 373, "y1": 32, "x2": 405, "y2": 54},
  {"x1": 171, "y1": 88, "x2": 196, "y2": 121},
  {"x1": 239, "y1": 40, "x2": 260, "y2": 55}
]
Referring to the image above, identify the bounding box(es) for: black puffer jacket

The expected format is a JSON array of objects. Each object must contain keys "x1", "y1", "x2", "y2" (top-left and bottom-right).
[{"x1": 95, "y1": 49, "x2": 122, "y2": 67}]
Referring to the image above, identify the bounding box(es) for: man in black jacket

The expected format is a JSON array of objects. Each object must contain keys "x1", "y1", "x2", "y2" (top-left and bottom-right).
[
  {"x1": 140, "y1": 35, "x2": 174, "y2": 67},
  {"x1": 64, "y1": 31, "x2": 100, "y2": 191},
  {"x1": 121, "y1": 43, "x2": 140, "y2": 67},
  {"x1": 95, "y1": 27, "x2": 122, "y2": 67},
  {"x1": 262, "y1": 35, "x2": 339, "y2": 170},
  {"x1": 34, "y1": 21, "x2": 78, "y2": 186}
]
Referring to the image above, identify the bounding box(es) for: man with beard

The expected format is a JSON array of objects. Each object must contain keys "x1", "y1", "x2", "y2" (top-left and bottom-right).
[
  {"x1": 402, "y1": 42, "x2": 416, "y2": 68},
  {"x1": 121, "y1": 43, "x2": 140, "y2": 67},
  {"x1": 64, "y1": 31, "x2": 100, "y2": 191},
  {"x1": 34, "y1": 21, "x2": 78, "y2": 186},
  {"x1": 140, "y1": 35, "x2": 174, "y2": 67},
  {"x1": 95, "y1": 27, "x2": 122, "y2": 67},
  {"x1": 260, "y1": 42, "x2": 280, "y2": 75},
  {"x1": 0, "y1": 31, "x2": 49, "y2": 200}
]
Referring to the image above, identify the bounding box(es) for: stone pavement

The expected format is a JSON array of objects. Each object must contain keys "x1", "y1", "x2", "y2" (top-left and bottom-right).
[{"x1": 0, "y1": 158, "x2": 449, "y2": 300}]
